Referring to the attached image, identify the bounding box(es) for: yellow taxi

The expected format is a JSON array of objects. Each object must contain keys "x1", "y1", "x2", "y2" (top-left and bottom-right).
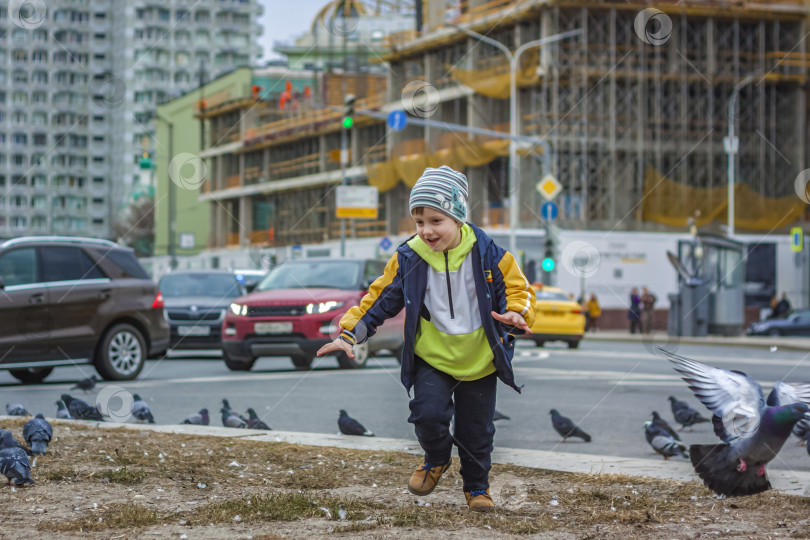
[{"x1": 521, "y1": 284, "x2": 586, "y2": 348}]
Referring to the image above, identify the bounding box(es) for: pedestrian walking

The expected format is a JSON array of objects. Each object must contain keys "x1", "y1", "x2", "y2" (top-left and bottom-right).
[
  {"x1": 629, "y1": 288, "x2": 641, "y2": 334},
  {"x1": 587, "y1": 293, "x2": 601, "y2": 332},
  {"x1": 316, "y1": 166, "x2": 535, "y2": 512},
  {"x1": 641, "y1": 286, "x2": 657, "y2": 334},
  {"x1": 774, "y1": 293, "x2": 792, "y2": 319}
]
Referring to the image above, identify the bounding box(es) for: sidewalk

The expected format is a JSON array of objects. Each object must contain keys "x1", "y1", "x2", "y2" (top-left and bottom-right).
[
  {"x1": 82, "y1": 420, "x2": 810, "y2": 498},
  {"x1": 584, "y1": 330, "x2": 810, "y2": 352}
]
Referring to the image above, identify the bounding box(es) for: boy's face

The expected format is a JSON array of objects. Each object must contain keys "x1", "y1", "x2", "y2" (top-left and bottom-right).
[{"x1": 412, "y1": 207, "x2": 462, "y2": 252}]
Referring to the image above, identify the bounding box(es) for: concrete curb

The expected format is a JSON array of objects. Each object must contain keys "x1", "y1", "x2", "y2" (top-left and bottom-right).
[
  {"x1": 13, "y1": 417, "x2": 809, "y2": 498},
  {"x1": 583, "y1": 332, "x2": 810, "y2": 352}
]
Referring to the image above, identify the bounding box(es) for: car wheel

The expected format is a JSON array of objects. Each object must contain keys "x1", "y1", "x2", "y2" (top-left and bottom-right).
[
  {"x1": 336, "y1": 341, "x2": 370, "y2": 369},
  {"x1": 94, "y1": 323, "x2": 146, "y2": 381},
  {"x1": 768, "y1": 328, "x2": 781, "y2": 337},
  {"x1": 567, "y1": 341, "x2": 580, "y2": 349},
  {"x1": 9, "y1": 367, "x2": 53, "y2": 384},
  {"x1": 223, "y1": 350, "x2": 255, "y2": 371},
  {"x1": 291, "y1": 354, "x2": 313, "y2": 371}
]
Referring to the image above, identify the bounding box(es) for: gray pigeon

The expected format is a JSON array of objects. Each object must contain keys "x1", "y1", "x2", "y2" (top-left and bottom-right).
[
  {"x1": 644, "y1": 420, "x2": 689, "y2": 460},
  {"x1": 220, "y1": 407, "x2": 247, "y2": 428},
  {"x1": 71, "y1": 375, "x2": 99, "y2": 392},
  {"x1": 23, "y1": 414, "x2": 52, "y2": 455},
  {"x1": 338, "y1": 409, "x2": 374, "y2": 436},
  {"x1": 131, "y1": 395, "x2": 155, "y2": 424},
  {"x1": 794, "y1": 416, "x2": 810, "y2": 443},
  {"x1": 0, "y1": 429, "x2": 31, "y2": 456},
  {"x1": 55, "y1": 400, "x2": 72, "y2": 420},
  {"x1": 664, "y1": 348, "x2": 810, "y2": 497},
  {"x1": 246, "y1": 408, "x2": 271, "y2": 430},
  {"x1": 549, "y1": 409, "x2": 591, "y2": 442},
  {"x1": 651, "y1": 411, "x2": 680, "y2": 440},
  {"x1": 5, "y1": 403, "x2": 29, "y2": 416},
  {"x1": 222, "y1": 399, "x2": 249, "y2": 423},
  {"x1": 181, "y1": 408, "x2": 209, "y2": 425},
  {"x1": 0, "y1": 432, "x2": 33, "y2": 485},
  {"x1": 60, "y1": 394, "x2": 104, "y2": 421},
  {"x1": 668, "y1": 396, "x2": 710, "y2": 431}
]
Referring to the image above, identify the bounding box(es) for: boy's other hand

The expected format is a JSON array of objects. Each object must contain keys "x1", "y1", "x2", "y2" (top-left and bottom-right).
[
  {"x1": 316, "y1": 337, "x2": 354, "y2": 358},
  {"x1": 491, "y1": 311, "x2": 531, "y2": 333}
]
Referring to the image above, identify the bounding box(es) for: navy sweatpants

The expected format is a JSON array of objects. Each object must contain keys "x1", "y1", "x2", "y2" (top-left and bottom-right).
[{"x1": 407, "y1": 356, "x2": 497, "y2": 492}]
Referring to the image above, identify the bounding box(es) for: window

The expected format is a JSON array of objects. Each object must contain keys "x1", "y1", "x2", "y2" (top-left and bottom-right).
[
  {"x1": 12, "y1": 154, "x2": 25, "y2": 166},
  {"x1": 12, "y1": 133, "x2": 26, "y2": 145},
  {"x1": 104, "y1": 250, "x2": 149, "y2": 279},
  {"x1": 33, "y1": 133, "x2": 46, "y2": 146},
  {"x1": 41, "y1": 247, "x2": 106, "y2": 282},
  {"x1": 0, "y1": 248, "x2": 37, "y2": 286}
]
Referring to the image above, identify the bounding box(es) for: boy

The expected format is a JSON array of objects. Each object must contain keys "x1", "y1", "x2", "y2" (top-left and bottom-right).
[{"x1": 317, "y1": 166, "x2": 535, "y2": 511}]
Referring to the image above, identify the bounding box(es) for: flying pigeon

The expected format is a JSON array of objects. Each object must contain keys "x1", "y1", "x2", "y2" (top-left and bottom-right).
[
  {"x1": 246, "y1": 408, "x2": 271, "y2": 430},
  {"x1": 181, "y1": 408, "x2": 209, "y2": 425},
  {"x1": 0, "y1": 429, "x2": 31, "y2": 456},
  {"x1": 651, "y1": 411, "x2": 680, "y2": 441},
  {"x1": 60, "y1": 394, "x2": 104, "y2": 421},
  {"x1": 131, "y1": 395, "x2": 155, "y2": 424},
  {"x1": 23, "y1": 414, "x2": 52, "y2": 456},
  {"x1": 668, "y1": 396, "x2": 710, "y2": 431},
  {"x1": 794, "y1": 416, "x2": 810, "y2": 444},
  {"x1": 644, "y1": 420, "x2": 689, "y2": 460},
  {"x1": 549, "y1": 409, "x2": 591, "y2": 443},
  {"x1": 71, "y1": 375, "x2": 99, "y2": 392},
  {"x1": 663, "y1": 348, "x2": 810, "y2": 497},
  {"x1": 0, "y1": 431, "x2": 33, "y2": 485},
  {"x1": 222, "y1": 399, "x2": 249, "y2": 423},
  {"x1": 220, "y1": 407, "x2": 247, "y2": 429},
  {"x1": 493, "y1": 409, "x2": 511, "y2": 422},
  {"x1": 5, "y1": 403, "x2": 29, "y2": 416},
  {"x1": 338, "y1": 409, "x2": 374, "y2": 436},
  {"x1": 55, "y1": 400, "x2": 72, "y2": 420}
]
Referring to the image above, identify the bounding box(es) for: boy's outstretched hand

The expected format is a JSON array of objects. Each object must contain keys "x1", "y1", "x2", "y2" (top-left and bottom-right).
[
  {"x1": 491, "y1": 311, "x2": 531, "y2": 333},
  {"x1": 316, "y1": 337, "x2": 355, "y2": 358}
]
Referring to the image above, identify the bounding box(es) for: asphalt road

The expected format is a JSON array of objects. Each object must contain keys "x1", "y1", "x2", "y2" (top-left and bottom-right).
[{"x1": 3, "y1": 339, "x2": 810, "y2": 473}]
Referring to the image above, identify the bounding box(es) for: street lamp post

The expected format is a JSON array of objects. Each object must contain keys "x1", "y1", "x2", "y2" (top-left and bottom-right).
[
  {"x1": 156, "y1": 115, "x2": 177, "y2": 270},
  {"x1": 450, "y1": 24, "x2": 581, "y2": 256},
  {"x1": 726, "y1": 72, "x2": 759, "y2": 237}
]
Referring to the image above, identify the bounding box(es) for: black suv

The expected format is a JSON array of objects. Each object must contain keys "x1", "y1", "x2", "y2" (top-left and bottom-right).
[{"x1": 0, "y1": 236, "x2": 169, "y2": 384}]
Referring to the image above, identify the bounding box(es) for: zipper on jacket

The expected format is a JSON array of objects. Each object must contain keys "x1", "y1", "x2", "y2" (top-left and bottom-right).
[{"x1": 444, "y1": 252, "x2": 455, "y2": 319}]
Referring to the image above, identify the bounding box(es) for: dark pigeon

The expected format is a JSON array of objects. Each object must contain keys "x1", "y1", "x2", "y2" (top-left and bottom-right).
[
  {"x1": 220, "y1": 408, "x2": 247, "y2": 429},
  {"x1": 0, "y1": 432, "x2": 33, "y2": 485},
  {"x1": 23, "y1": 414, "x2": 52, "y2": 456},
  {"x1": 644, "y1": 420, "x2": 689, "y2": 460},
  {"x1": 71, "y1": 375, "x2": 99, "y2": 392},
  {"x1": 663, "y1": 348, "x2": 810, "y2": 497},
  {"x1": 55, "y1": 400, "x2": 73, "y2": 420},
  {"x1": 668, "y1": 396, "x2": 710, "y2": 431},
  {"x1": 651, "y1": 411, "x2": 680, "y2": 441},
  {"x1": 549, "y1": 409, "x2": 591, "y2": 442},
  {"x1": 181, "y1": 408, "x2": 209, "y2": 426},
  {"x1": 246, "y1": 408, "x2": 271, "y2": 430},
  {"x1": 5, "y1": 403, "x2": 29, "y2": 416},
  {"x1": 493, "y1": 409, "x2": 511, "y2": 422},
  {"x1": 131, "y1": 395, "x2": 155, "y2": 424},
  {"x1": 338, "y1": 409, "x2": 374, "y2": 436},
  {"x1": 60, "y1": 394, "x2": 104, "y2": 421},
  {"x1": 222, "y1": 399, "x2": 249, "y2": 423},
  {"x1": 0, "y1": 429, "x2": 31, "y2": 456}
]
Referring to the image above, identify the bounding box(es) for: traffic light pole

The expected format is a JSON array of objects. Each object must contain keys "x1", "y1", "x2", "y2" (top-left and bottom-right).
[{"x1": 339, "y1": 125, "x2": 347, "y2": 257}]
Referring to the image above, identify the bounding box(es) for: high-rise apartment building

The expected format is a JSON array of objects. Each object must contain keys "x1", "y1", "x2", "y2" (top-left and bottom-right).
[{"x1": 0, "y1": 0, "x2": 262, "y2": 240}]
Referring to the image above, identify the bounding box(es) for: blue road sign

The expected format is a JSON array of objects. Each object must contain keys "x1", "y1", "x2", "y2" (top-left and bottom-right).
[
  {"x1": 541, "y1": 201, "x2": 559, "y2": 221},
  {"x1": 379, "y1": 236, "x2": 392, "y2": 251},
  {"x1": 791, "y1": 227, "x2": 803, "y2": 253},
  {"x1": 387, "y1": 110, "x2": 408, "y2": 131}
]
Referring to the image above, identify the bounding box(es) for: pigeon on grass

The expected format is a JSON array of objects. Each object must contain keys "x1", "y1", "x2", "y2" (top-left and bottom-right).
[
  {"x1": 0, "y1": 431, "x2": 33, "y2": 485},
  {"x1": 23, "y1": 414, "x2": 52, "y2": 456}
]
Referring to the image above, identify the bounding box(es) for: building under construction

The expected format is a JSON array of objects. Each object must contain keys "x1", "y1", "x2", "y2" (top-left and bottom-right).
[{"x1": 199, "y1": 0, "x2": 809, "y2": 250}]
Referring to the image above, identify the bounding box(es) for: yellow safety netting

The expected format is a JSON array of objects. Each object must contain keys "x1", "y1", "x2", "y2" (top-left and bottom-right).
[
  {"x1": 641, "y1": 166, "x2": 806, "y2": 230},
  {"x1": 366, "y1": 134, "x2": 520, "y2": 193},
  {"x1": 447, "y1": 50, "x2": 541, "y2": 99}
]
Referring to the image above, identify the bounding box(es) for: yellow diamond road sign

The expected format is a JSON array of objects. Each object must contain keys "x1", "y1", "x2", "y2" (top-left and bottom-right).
[{"x1": 536, "y1": 174, "x2": 562, "y2": 201}]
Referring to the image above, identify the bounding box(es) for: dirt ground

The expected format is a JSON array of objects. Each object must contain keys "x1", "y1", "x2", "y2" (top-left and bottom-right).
[{"x1": 1, "y1": 418, "x2": 810, "y2": 539}]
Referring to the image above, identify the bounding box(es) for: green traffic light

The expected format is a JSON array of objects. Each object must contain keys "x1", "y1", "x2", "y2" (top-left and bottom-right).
[
  {"x1": 342, "y1": 117, "x2": 354, "y2": 129},
  {"x1": 541, "y1": 258, "x2": 555, "y2": 272}
]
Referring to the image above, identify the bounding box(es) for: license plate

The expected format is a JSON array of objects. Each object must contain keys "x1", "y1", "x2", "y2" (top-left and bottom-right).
[
  {"x1": 255, "y1": 322, "x2": 293, "y2": 335},
  {"x1": 177, "y1": 325, "x2": 211, "y2": 336}
]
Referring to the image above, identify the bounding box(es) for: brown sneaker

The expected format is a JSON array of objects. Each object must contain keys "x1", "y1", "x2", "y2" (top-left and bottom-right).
[
  {"x1": 465, "y1": 489, "x2": 495, "y2": 511},
  {"x1": 407, "y1": 459, "x2": 452, "y2": 496}
]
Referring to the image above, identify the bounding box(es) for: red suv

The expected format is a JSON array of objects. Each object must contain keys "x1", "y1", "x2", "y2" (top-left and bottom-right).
[{"x1": 221, "y1": 258, "x2": 404, "y2": 371}]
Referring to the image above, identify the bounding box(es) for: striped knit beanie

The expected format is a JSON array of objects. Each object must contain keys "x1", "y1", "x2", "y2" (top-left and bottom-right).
[{"x1": 408, "y1": 166, "x2": 469, "y2": 223}]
